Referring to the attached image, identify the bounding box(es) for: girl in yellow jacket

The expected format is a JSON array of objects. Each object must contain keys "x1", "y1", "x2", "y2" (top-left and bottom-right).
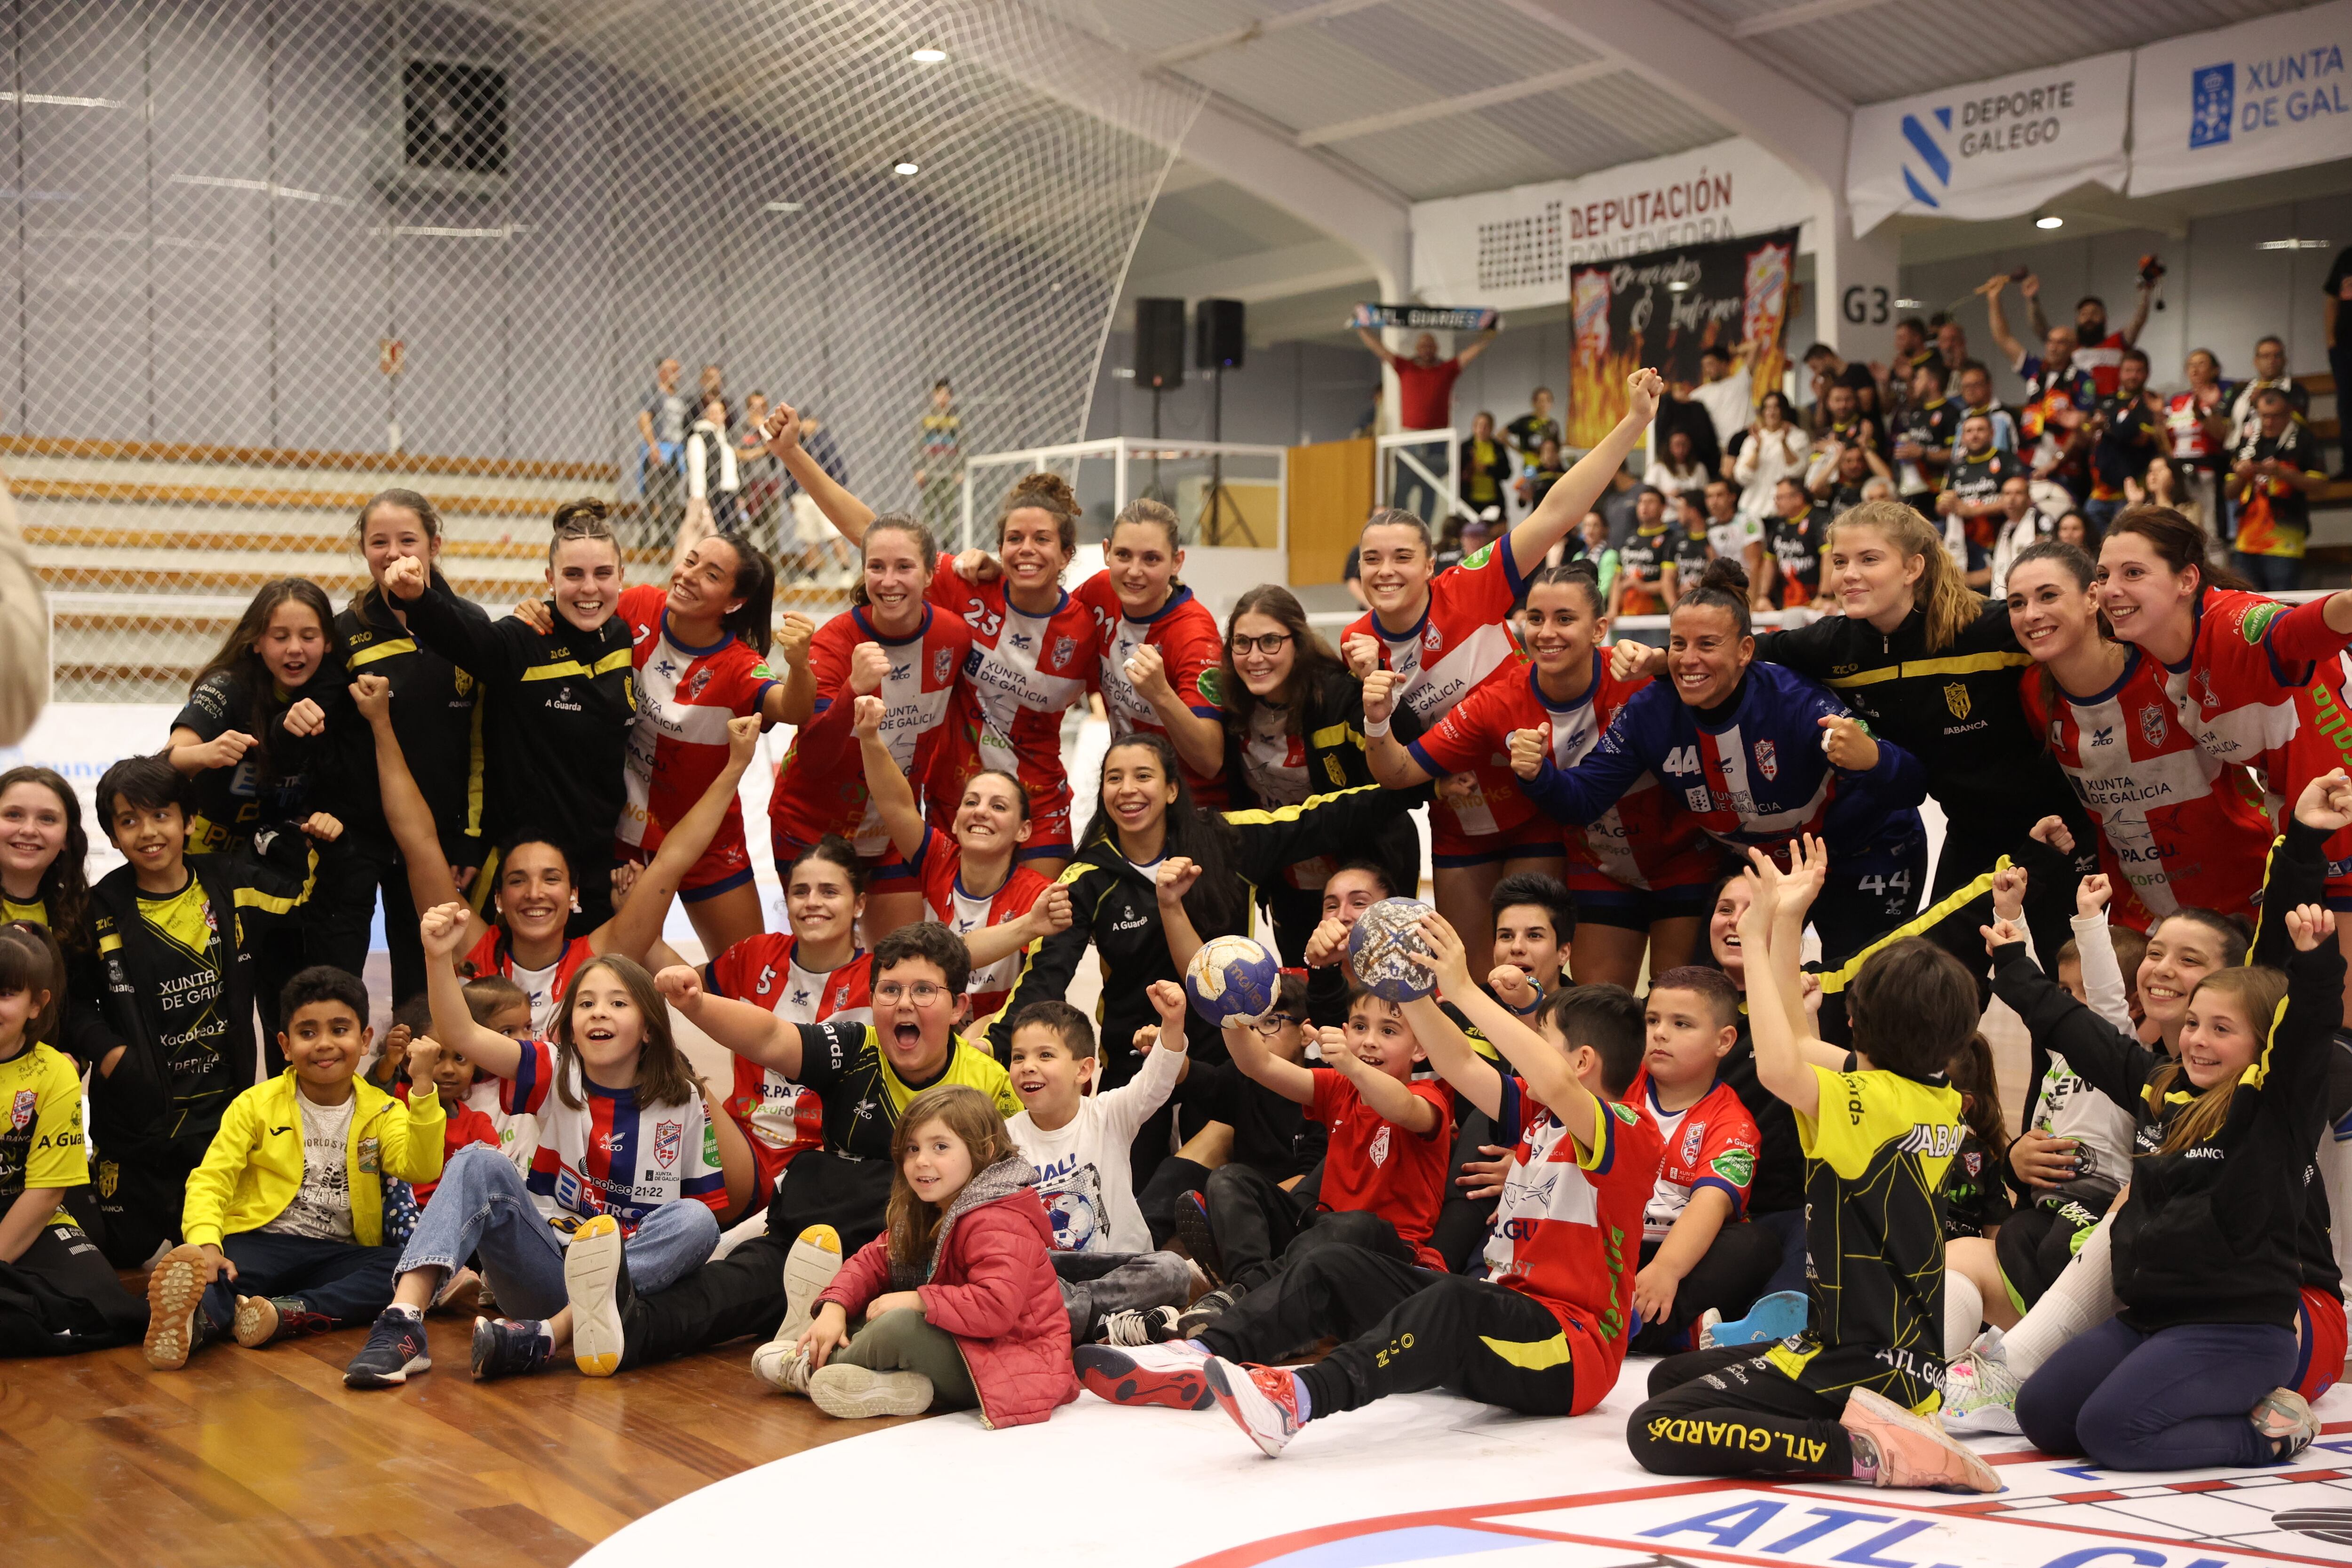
[{"x1": 143, "y1": 966, "x2": 447, "y2": 1369}]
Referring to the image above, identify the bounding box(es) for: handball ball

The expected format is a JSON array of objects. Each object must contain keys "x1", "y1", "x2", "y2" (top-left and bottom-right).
[
  {"x1": 1349, "y1": 898, "x2": 1437, "y2": 1002},
  {"x1": 1185, "y1": 934, "x2": 1280, "y2": 1026}
]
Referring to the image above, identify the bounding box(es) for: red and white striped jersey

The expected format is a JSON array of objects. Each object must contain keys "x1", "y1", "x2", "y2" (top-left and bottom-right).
[
  {"x1": 927, "y1": 557, "x2": 1095, "y2": 836},
  {"x1": 706, "y1": 933, "x2": 874, "y2": 1193},
  {"x1": 2018, "y1": 653, "x2": 2272, "y2": 930},
  {"x1": 771, "y1": 604, "x2": 972, "y2": 857},
  {"x1": 911, "y1": 826, "x2": 1052, "y2": 1021},
  {"x1": 1075, "y1": 574, "x2": 1227, "y2": 802},
  {"x1": 2158, "y1": 590, "x2": 2346, "y2": 784},
  {"x1": 615, "y1": 584, "x2": 775, "y2": 856},
  {"x1": 462, "y1": 929, "x2": 597, "y2": 1040},
  {"x1": 503, "y1": 1039, "x2": 726, "y2": 1233}
]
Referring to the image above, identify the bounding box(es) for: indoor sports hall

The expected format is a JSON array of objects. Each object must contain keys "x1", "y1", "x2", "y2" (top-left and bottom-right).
[{"x1": 5, "y1": 3, "x2": 2352, "y2": 1567}]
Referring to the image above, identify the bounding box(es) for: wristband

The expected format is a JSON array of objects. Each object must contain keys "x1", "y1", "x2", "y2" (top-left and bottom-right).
[{"x1": 1365, "y1": 715, "x2": 1391, "y2": 739}]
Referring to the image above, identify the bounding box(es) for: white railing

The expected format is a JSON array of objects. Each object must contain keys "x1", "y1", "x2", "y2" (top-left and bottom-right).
[{"x1": 959, "y1": 435, "x2": 1287, "y2": 554}]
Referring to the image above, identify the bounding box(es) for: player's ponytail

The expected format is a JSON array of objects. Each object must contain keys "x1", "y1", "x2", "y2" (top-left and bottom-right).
[
  {"x1": 1673, "y1": 556, "x2": 1753, "y2": 637},
  {"x1": 714, "y1": 531, "x2": 776, "y2": 657},
  {"x1": 1831, "y1": 499, "x2": 1982, "y2": 653}
]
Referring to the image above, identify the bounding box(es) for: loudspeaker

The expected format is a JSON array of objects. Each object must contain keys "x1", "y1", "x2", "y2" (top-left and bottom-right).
[
  {"x1": 1196, "y1": 298, "x2": 1245, "y2": 370},
  {"x1": 1134, "y1": 298, "x2": 1186, "y2": 390}
]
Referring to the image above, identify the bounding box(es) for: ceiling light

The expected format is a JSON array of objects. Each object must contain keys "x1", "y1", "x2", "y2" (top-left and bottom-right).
[
  {"x1": 910, "y1": 48, "x2": 946, "y2": 62},
  {"x1": 2257, "y1": 237, "x2": 2331, "y2": 250},
  {"x1": 893, "y1": 159, "x2": 920, "y2": 175},
  {"x1": 1895, "y1": 297, "x2": 1922, "y2": 309},
  {"x1": 2034, "y1": 213, "x2": 2064, "y2": 230},
  {"x1": 763, "y1": 200, "x2": 803, "y2": 213}
]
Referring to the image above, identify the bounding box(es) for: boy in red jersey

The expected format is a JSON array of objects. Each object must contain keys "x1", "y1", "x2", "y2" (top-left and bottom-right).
[
  {"x1": 1624, "y1": 966, "x2": 1780, "y2": 1354},
  {"x1": 1078, "y1": 912, "x2": 1658, "y2": 1453}
]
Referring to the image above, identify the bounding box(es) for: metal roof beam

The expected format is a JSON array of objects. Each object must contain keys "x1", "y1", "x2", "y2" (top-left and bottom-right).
[
  {"x1": 1728, "y1": 0, "x2": 1898, "y2": 38},
  {"x1": 1296, "y1": 60, "x2": 1618, "y2": 146},
  {"x1": 1148, "y1": 0, "x2": 1398, "y2": 70}
]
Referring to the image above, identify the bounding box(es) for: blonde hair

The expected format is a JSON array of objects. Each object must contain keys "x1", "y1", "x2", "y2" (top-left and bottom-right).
[
  {"x1": 1828, "y1": 498, "x2": 1982, "y2": 653},
  {"x1": 885, "y1": 1085, "x2": 1019, "y2": 1271},
  {"x1": 2148, "y1": 965, "x2": 2289, "y2": 1154}
]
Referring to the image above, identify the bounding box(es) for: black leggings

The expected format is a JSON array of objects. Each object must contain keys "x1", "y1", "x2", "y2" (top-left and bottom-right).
[
  {"x1": 1203, "y1": 1162, "x2": 1411, "y2": 1291},
  {"x1": 1996, "y1": 1194, "x2": 2107, "y2": 1309},
  {"x1": 1629, "y1": 1223, "x2": 1786, "y2": 1355},
  {"x1": 1198, "y1": 1242, "x2": 1582, "y2": 1419},
  {"x1": 1628, "y1": 1344, "x2": 1855, "y2": 1478},
  {"x1": 0, "y1": 1222, "x2": 147, "y2": 1355}
]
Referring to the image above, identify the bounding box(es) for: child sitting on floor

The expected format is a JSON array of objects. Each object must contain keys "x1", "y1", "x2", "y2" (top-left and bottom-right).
[
  {"x1": 773, "y1": 1083, "x2": 1075, "y2": 1427},
  {"x1": 1004, "y1": 988, "x2": 1192, "y2": 1345},
  {"x1": 146, "y1": 967, "x2": 447, "y2": 1369}
]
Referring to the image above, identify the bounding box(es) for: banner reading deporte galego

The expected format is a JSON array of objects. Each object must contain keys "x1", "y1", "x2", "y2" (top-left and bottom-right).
[{"x1": 1566, "y1": 229, "x2": 1797, "y2": 451}]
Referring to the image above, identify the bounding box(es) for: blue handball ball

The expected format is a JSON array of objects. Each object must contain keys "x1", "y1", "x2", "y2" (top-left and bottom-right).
[
  {"x1": 1184, "y1": 934, "x2": 1281, "y2": 1026},
  {"x1": 1348, "y1": 897, "x2": 1437, "y2": 1002}
]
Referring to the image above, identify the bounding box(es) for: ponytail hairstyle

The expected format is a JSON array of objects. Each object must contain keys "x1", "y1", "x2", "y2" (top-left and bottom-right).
[
  {"x1": 2149, "y1": 964, "x2": 2289, "y2": 1153},
  {"x1": 190, "y1": 577, "x2": 342, "y2": 786},
  {"x1": 1673, "y1": 557, "x2": 1754, "y2": 638},
  {"x1": 850, "y1": 513, "x2": 938, "y2": 611},
  {"x1": 548, "y1": 954, "x2": 699, "y2": 1112},
  {"x1": 2104, "y1": 504, "x2": 2252, "y2": 593},
  {"x1": 0, "y1": 766, "x2": 91, "y2": 950},
  {"x1": 999, "y1": 470, "x2": 1080, "y2": 562},
  {"x1": 1080, "y1": 732, "x2": 1246, "y2": 935},
  {"x1": 1526, "y1": 558, "x2": 1606, "y2": 617},
  {"x1": 1829, "y1": 497, "x2": 1983, "y2": 653},
  {"x1": 548, "y1": 496, "x2": 622, "y2": 567},
  {"x1": 1359, "y1": 505, "x2": 1433, "y2": 555},
  {"x1": 711, "y1": 531, "x2": 777, "y2": 657},
  {"x1": 352, "y1": 488, "x2": 444, "y2": 618},
  {"x1": 1219, "y1": 584, "x2": 1342, "y2": 737},
  {"x1": 1946, "y1": 1032, "x2": 2009, "y2": 1163},
  {"x1": 1112, "y1": 496, "x2": 1184, "y2": 556},
  {"x1": 0, "y1": 919, "x2": 66, "y2": 1050},
  {"x1": 885, "y1": 1083, "x2": 1020, "y2": 1272}
]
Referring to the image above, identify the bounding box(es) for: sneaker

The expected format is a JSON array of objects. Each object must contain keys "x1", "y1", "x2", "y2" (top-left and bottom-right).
[
  {"x1": 1940, "y1": 1328, "x2": 2024, "y2": 1436},
  {"x1": 564, "y1": 1214, "x2": 630, "y2": 1378},
  {"x1": 750, "y1": 1224, "x2": 843, "y2": 1388},
  {"x1": 807, "y1": 1363, "x2": 933, "y2": 1419},
  {"x1": 143, "y1": 1244, "x2": 212, "y2": 1370},
  {"x1": 759, "y1": 1346, "x2": 815, "y2": 1396},
  {"x1": 2251, "y1": 1386, "x2": 2321, "y2": 1461},
  {"x1": 1840, "y1": 1386, "x2": 2001, "y2": 1494},
  {"x1": 471, "y1": 1316, "x2": 553, "y2": 1382},
  {"x1": 343, "y1": 1307, "x2": 433, "y2": 1388},
  {"x1": 233, "y1": 1295, "x2": 333, "y2": 1347},
  {"x1": 1074, "y1": 1342, "x2": 1215, "y2": 1409},
  {"x1": 1175, "y1": 1192, "x2": 1224, "y2": 1286},
  {"x1": 1176, "y1": 1283, "x2": 1245, "y2": 1339},
  {"x1": 1699, "y1": 1290, "x2": 1810, "y2": 1350},
  {"x1": 1204, "y1": 1356, "x2": 1303, "y2": 1457},
  {"x1": 1098, "y1": 1305, "x2": 1183, "y2": 1346}
]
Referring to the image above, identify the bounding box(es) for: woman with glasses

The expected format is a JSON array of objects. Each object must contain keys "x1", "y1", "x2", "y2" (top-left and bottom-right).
[{"x1": 1218, "y1": 585, "x2": 1422, "y2": 965}]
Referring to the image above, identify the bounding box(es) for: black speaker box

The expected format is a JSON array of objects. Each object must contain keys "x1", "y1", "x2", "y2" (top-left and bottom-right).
[
  {"x1": 1134, "y1": 298, "x2": 1186, "y2": 389},
  {"x1": 1196, "y1": 297, "x2": 1245, "y2": 370}
]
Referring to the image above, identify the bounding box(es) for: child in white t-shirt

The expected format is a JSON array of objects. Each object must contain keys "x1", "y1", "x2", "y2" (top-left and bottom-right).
[{"x1": 1005, "y1": 982, "x2": 1193, "y2": 1345}]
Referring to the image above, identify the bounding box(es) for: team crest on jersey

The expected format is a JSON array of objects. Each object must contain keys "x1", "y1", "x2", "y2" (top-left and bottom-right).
[
  {"x1": 933, "y1": 646, "x2": 954, "y2": 683},
  {"x1": 1052, "y1": 635, "x2": 1079, "y2": 669},
  {"x1": 2139, "y1": 703, "x2": 2168, "y2": 747},
  {"x1": 8, "y1": 1089, "x2": 34, "y2": 1130},
  {"x1": 835, "y1": 984, "x2": 850, "y2": 1008},
  {"x1": 1943, "y1": 681, "x2": 1971, "y2": 721},
  {"x1": 1679, "y1": 1119, "x2": 1704, "y2": 1164},
  {"x1": 1753, "y1": 739, "x2": 1777, "y2": 781},
  {"x1": 685, "y1": 667, "x2": 713, "y2": 700},
  {"x1": 453, "y1": 669, "x2": 475, "y2": 697},
  {"x1": 1368, "y1": 1124, "x2": 1392, "y2": 1168},
  {"x1": 1423, "y1": 624, "x2": 1443, "y2": 653},
  {"x1": 652, "y1": 1119, "x2": 683, "y2": 1169},
  {"x1": 1964, "y1": 1150, "x2": 1984, "y2": 1177}
]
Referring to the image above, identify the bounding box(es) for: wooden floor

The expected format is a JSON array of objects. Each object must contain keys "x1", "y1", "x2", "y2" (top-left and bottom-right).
[{"x1": 0, "y1": 1312, "x2": 909, "y2": 1568}]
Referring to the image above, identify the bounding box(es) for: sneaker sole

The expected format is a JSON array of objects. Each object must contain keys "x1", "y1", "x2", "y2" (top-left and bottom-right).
[
  {"x1": 1847, "y1": 1387, "x2": 2002, "y2": 1494},
  {"x1": 1204, "y1": 1358, "x2": 1291, "y2": 1457},
  {"x1": 565, "y1": 1220, "x2": 627, "y2": 1378},
  {"x1": 1074, "y1": 1345, "x2": 1215, "y2": 1410},
  {"x1": 342, "y1": 1350, "x2": 432, "y2": 1389},
  {"x1": 1175, "y1": 1200, "x2": 1224, "y2": 1287},
  {"x1": 808, "y1": 1365, "x2": 932, "y2": 1419},
  {"x1": 231, "y1": 1297, "x2": 280, "y2": 1349},
  {"x1": 143, "y1": 1249, "x2": 208, "y2": 1370},
  {"x1": 1712, "y1": 1291, "x2": 1810, "y2": 1347},
  {"x1": 775, "y1": 1228, "x2": 844, "y2": 1349}
]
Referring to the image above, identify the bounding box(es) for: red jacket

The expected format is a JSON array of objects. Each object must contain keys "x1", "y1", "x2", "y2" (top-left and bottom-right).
[
  {"x1": 399, "y1": 1083, "x2": 502, "y2": 1205},
  {"x1": 818, "y1": 1185, "x2": 1076, "y2": 1429}
]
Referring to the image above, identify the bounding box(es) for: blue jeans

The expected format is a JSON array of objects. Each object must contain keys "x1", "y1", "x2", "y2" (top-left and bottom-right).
[
  {"x1": 199, "y1": 1229, "x2": 402, "y2": 1330},
  {"x1": 1755, "y1": 1208, "x2": 1808, "y2": 1300},
  {"x1": 2233, "y1": 550, "x2": 2305, "y2": 593},
  {"x1": 2016, "y1": 1314, "x2": 2297, "y2": 1471},
  {"x1": 396, "y1": 1144, "x2": 721, "y2": 1321}
]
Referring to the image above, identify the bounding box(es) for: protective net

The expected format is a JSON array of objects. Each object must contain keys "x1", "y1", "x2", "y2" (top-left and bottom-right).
[{"x1": 16, "y1": 0, "x2": 1203, "y2": 700}]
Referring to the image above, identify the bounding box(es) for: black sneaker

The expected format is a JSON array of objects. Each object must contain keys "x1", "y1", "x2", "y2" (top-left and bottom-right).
[
  {"x1": 343, "y1": 1307, "x2": 432, "y2": 1388},
  {"x1": 1176, "y1": 1283, "x2": 1245, "y2": 1339},
  {"x1": 1175, "y1": 1191, "x2": 1224, "y2": 1286},
  {"x1": 470, "y1": 1316, "x2": 552, "y2": 1382}
]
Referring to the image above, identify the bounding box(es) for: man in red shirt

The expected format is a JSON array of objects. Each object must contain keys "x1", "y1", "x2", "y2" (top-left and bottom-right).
[{"x1": 1356, "y1": 325, "x2": 1500, "y2": 432}]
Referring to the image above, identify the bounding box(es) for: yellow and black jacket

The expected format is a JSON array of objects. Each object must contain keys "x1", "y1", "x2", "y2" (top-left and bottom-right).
[{"x1": 330, "y1": 576, "x2": 486, "y2": 866}]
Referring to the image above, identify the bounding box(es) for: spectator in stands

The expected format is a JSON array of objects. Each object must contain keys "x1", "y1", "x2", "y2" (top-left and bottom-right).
[
  {"x1": 2229, "y1": 386, "x2": 2329, "y2": 592},
  {"x1": 737, "y1": 391, "x2": 784, "y2": 554},
  {"x1": 1878, "y1": 316, "x2": 1935, "y2": 424},
  {"x1": 2329, "y1": 244, "x2": 2352, "y2": 476},
  {"x1": 1812, "y1": 440, "x2": 1886, "y2": 515},
  {"x1": 2084, "y1": 348, "x2": 2163, "y2": 536},
  {"x1": 1460, "y1": 412, "x2": 1513, "y2": 520},
  {"x1": 1598, "y1": 465, "x2": 1641, "y2": 548},
  {"x1": 1890, "y1": 358, "x2": 1957, "y2": 514},
  {"x1": 1571, "y1": 510, "x2": 1618, "y2": 603},
  {"x1": 788, "y1": 407, "x2": 857, "y2": 586},
  {"x1": 683, "y1": 394, "x2": 742, "y2": 535},
  {"x1": 2129, "y1": 454, "x2": 2204, "y2": 536},
  {"x1": 1806, "y1": 382, "x2": 1880, "y2": 483},
  {"x1": 2022, "y1": 268, "x2": 2156, "y2": 397},
  {"x1": 637, "y1": 357, "x2": 688, "y2": 526},
  {"x1": 1507, "y1": 389, "x2": 1560, "y2": 507},
  {"x1": 1342, "y1": 544, "x2": 1368, "y2": 609},
  {"x1": 0, "y1": 480, "x2": 42, "y2": 746},
  {"x1": 1653, "y1": 375, "x2": 1723, "y2": 483},
  {"x1": 1984, "y1": 272, "x2": 2093, "y2": 503},
  {"x1": 1954, "y1": 360, "x2": 2018, "y2": 456},
  {"x1": 1802, "y1": 342, "x2": 1879, "y2": 431},
  {"x1": 1690, "y1": 341, "x2": 1758, "y2": 463},
  {"x1": 2165, "y1": 349, "x2": 2235, "y2": 533},
  {"x1": 1526, "y1": 438, "x2": 1568, "y2": 512},
  {"x1": 2231, "y1": 335, "x2": 2308, "y2": 444},
  {"x1": 697, "y1": 363, "x2": 732, "y2": 432},
  {"x1": 1934, "y1": 315, "x2": 1969, "y2": 375},
  {"x1": 1353, "y1": 325, "x2": 1498, "y2": 432},
  {"x1": 1647, "y1": 428, "x2": 1710, "y2": 508},
  {"x1": 915, "y1": 377, "x2": 962, "y2": 534},
  {"x1": 1986, "y1": 472, "x2": 2050, "y2": 598},
  {"x1": 1732, "y1": 390, "x2": 1807, "y2": 524}
]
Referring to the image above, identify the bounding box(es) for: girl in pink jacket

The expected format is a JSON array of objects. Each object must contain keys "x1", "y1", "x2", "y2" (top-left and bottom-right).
[{"x1": 780, "y1": 1083, "x2": 1077, "y2": 1426}]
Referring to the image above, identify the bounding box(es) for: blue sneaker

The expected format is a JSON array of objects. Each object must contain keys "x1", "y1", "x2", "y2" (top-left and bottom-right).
[
  {"x1": 1699, "y1": 1291, "x2": 1810, "y2": 1349},
  {"x1": 470, "y1": 1316, "x2": 552, "y2": 1382},
  {"x1": 343, "y1": 1307, "x2": 432, "y2": 1388}
]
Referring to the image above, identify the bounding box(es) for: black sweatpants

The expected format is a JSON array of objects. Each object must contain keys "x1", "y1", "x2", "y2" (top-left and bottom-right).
[
  {"x1": 1199, "y1": 1242, "x2": 1581, "y2": 1418},
  {"x1": 0, "y1": 1221, "x2": 146, "y2": 1354},
  {"x1": 1628, "y1": 1344, "x2": 1855, "y2": 1478},
  {"x1": 1629, "y1": 1222, "x2": 1786, "y2": 1355},
  {"x1": 92, "y1": 1141, "x2": 204, "y2": 1270},
  {"x1": 620, "y1": 1150, "x2": 890, "y2": 1369},
  {"x1": 1995, "y1": 1194, "x2": 2106, "y2": 1308},
  {"x1": 1204, "y1": 1162, "x2": 1412, "y2": 1291}
]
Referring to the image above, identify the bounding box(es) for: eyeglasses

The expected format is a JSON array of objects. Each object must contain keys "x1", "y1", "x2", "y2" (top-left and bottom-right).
[
  {"x1": 1230, "y1": 632, "x2": 1293, "y2": 655},
  {"x1": 874, "y1": 981, "x2": 947, "y2": 1004},
  {"x1": 1248, "y1": 1012, "x2": 1295, "y2": 1035}
]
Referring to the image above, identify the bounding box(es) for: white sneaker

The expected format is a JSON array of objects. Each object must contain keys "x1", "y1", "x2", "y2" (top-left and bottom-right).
[
  {"x1": 1203, "y1": 1356, "x2": 1304, "y2": 1457},
  {"x1": 1940, "y1": 1327, "x2": 2023, "y2": 1436},
  {"x1": 808, "y1": 1363, "x2": 933, "y2": 1418},
  {"x1": 747, "y1": 1224, "x2": 842, "y2": 1387},
  {"x1": 1098, "y1": 1305, "x2": 1182, "y2": 1346},
  {"x1": 751, "y1": 1342, "x2": 814, "y2": 1394},
  {"x1": 2251, "y1": 1386, "x2": 2320, "y2": 1461}
]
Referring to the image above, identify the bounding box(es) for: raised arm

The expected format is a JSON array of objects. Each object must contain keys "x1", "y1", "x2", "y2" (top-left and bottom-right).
[
  {"x1": 1400, "y1": 914, "x2": 1506, "y2": 1119},
  {"x1": 1983, "y1": 274, "x2": 2026, "y2": 368},
  {"x1": 349, "y1": 675, "x2": 476, "y2": 942},
  {"x1": 1456, "y1": 326, "x2": 1500, "y2": 368},
  {"x1": 592, "y1": 714, "x2": 761, "y2": 960},
  {"x1": 1740, "y1": 845, "x2": 1848, "y2": 1120},
  {"x1": 1322, "y1": 1028, "x2": 1440, "y2": 1135},
  {"x1": 1354, "y1": 325, "x2": 1401, "y2": 370},
  {"x1": 1507, "y1": 368, "x2": 1661, "y2": 580},
  {"x1": 1153, "y1": 857, "x2": 1208, "y2": 977},
  {"x1": 1222, "y1": 1010, "x2": 1318, "y2": 1106},
  {"x1": 762, "y1": 612, "x2": 818, "y2": 726},
  {"x1": 652, "y1": 963, "x2": 805, "y2": 1076},
  {"x1": 383, "y1": 553, "x2": 510, "y2": 680},
  {"x1": 852, "y1": 694, "x2": 927, "y2": 860},
  {"x1": 766, "y1": 401, "x2": 874, "y2": 548},
  {"x1": 420, "y1": 902, "x2": 523, "y2": 1080}
]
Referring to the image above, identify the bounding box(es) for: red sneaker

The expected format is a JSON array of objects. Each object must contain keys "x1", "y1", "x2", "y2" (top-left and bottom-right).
[{"x1": 1073, "y1": 1342, "x2": 1214, "y2": 1410}]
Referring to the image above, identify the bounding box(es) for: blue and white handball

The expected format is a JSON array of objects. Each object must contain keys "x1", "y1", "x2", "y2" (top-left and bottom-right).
[
  {"x1": 1185, "y1": 934, "x2": 1281, "y2": 1025},
  {"x1": 1348, "y1": 897, "x2": 1437, "y2": 1002}
]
